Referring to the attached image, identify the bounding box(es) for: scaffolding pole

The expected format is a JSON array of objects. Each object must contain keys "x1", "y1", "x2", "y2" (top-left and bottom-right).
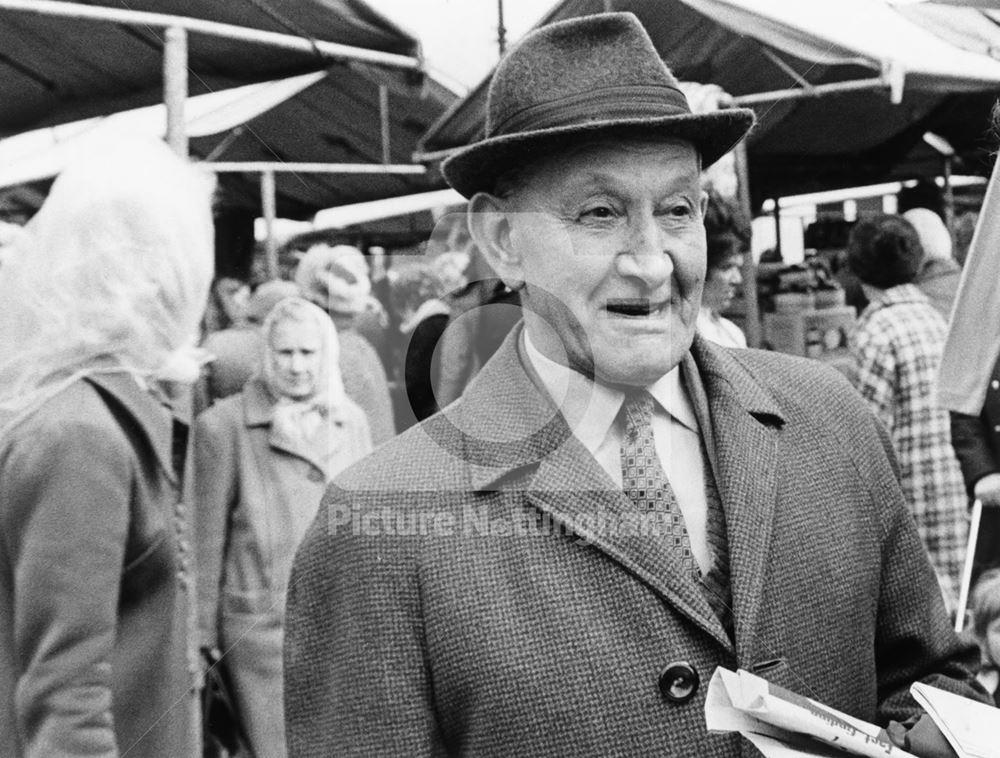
[
  {"x1": 260, "y1": 170, "x2": 279, "y2": 280},
  {"x1": 163, "y1": 26, "x2": 188, "y2": 158},
  {"x1": 0, "y1": 0, "x2": 422, "y2": 70}
]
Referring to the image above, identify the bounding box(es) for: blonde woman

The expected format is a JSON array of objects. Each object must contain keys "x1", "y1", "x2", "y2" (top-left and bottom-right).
[
  {"x1": 194, "y1": 296, "x2": 372, "y2": 758},
  {"x1": 0, "y1": 139, "x2": 215, "y2": 757}
]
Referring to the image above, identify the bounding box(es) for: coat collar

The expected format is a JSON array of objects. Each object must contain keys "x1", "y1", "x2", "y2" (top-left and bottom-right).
[
  {"x1": 84, "y1": 371, "x2": 180, "y2": 485},
  {"x1": 241, "y1": 376, "x2": 339, "y2": 475},
  {"x1": 453, "y1": 328, "x2": 785, "y2": 652},
  {"x1": 859, "y1": 283, "x2": 928, "y2": 321},
  {"x1": 243, "y1": 376, "x2": 279, "y2": 427},
  {"x1": 687, "y1": 335, "x2": 784, "y2": 660}
]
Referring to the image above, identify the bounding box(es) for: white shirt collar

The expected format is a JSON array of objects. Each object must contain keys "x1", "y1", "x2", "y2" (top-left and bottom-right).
[{"x1": 522, "y1": 330, "x2": 699, "y2": 455}]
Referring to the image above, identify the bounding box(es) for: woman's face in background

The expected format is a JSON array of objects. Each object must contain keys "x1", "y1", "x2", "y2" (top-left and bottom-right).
[
  {"x1": 985, "y1": 615, "x2": 1000, "y2": 667},
  {"x1": 701, "y1": 253, "x2": 744, "y2": 315},
  {"x1": 267, "y1": 318, "x2": 323, "y2": 400}
]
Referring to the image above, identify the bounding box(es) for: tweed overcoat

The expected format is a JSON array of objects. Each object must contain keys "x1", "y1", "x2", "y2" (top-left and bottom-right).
[
  {"x1": 285, "y1": 329, "x2": 983, "y2": 758},
  {"x1": 194, "y1": 377, "x2": 371, "y2": 758},
  {"x1": 0, "y1": 372, "x2": 199, "y2": 758}
]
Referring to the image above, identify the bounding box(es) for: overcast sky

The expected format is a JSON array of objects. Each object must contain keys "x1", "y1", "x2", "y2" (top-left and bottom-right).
[{"x1": 365, "y1": 0, "x2": 554, "y2": 92}]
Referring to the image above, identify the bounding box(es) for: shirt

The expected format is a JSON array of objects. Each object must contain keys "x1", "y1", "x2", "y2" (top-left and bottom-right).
[
  {"x1": 697, "y1": 307, "x2": 747, "y2": 349},
  {"x1": 523, "y1": 332, "x2": 711, "y2": 572}
]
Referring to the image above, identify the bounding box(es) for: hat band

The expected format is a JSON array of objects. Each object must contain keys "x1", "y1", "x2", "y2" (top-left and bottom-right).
[{"x1": 491, "y1": 84, "x2": 691, "y2": 137}]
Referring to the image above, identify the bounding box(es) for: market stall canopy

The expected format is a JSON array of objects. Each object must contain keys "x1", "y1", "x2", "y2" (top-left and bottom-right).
[
  {"x1": 903, "y1": 1, "x2": 1000, "y2": 7},
  {"x1": 0, "y1": 0, "x2": 422, "y2": 135},
  {"x1": 312, "y1": 188, "x2": 464, "y2": 229},
  {"x1": 0, "y1": 1, "x2": 460, "y2": 220},
  {"x1": 0, "y1": 72, "x2": 327, "y2": 188},
  {"x1": 0, "y1": 65, "x2": 457, "y2": 219},
  {"x1": 268, "y1": 187, "x2": 467, "y2": 250},
  {"x1": 895, "y1": 2, "x2": 1000, "y2": 58},
  {"x1": 417, "y1": 0, "x2": 1000, "y2": 208}
]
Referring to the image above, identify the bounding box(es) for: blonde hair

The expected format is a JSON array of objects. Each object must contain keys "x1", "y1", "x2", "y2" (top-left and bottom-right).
[{"x1": 0, "y1": 139, "x2": 215, "y2": 421}]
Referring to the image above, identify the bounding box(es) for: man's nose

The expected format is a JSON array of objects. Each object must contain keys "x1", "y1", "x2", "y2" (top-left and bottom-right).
[
  {"x1": 289, "y1": 353, "x2": 306, "y2": 372},
  {"x1": 616, "y1": 214, "x2": 673, "y2": 286}
]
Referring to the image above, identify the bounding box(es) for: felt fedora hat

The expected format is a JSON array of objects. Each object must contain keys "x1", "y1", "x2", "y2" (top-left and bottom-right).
[{"x1": 441, "y1": 12, "x2": 755, "y2": 199}]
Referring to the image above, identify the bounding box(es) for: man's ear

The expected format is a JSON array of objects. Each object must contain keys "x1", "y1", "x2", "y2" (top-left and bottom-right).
[{"x1": 467, "y1": 192, "x2": 523, "y2": 289}]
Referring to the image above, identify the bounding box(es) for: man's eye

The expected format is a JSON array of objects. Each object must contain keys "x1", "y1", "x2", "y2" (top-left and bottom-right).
[
  {"x1": 668, "y1": 204, "x2": 693, "y2": 218},
  {"x1": 580, "y1": 206, "x2": 616, "y2": 220}
]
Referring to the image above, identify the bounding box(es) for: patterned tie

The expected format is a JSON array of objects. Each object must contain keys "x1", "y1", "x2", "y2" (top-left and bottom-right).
[{"x1": 620, "y1": 391, "x2": 698, "y2": 577}]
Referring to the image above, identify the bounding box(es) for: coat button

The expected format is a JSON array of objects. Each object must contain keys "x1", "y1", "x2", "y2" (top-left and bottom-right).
[
  {"x1": 308, "y1": 468, "x2": 324, "y2": 483},
  {"x1": 992, "y1": 380, "x2": 999, "y2": 390},
  {"x1": 659, "y1": 661, "x2": 699, "y2": 703}
]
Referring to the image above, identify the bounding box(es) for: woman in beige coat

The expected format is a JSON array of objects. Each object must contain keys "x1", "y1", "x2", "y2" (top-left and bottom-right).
[{"x1": 194, "y1": 296, "x2": 372, "y2": 758}]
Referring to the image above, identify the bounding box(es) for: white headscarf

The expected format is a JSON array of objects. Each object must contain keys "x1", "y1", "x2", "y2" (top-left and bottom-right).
[
  {"x1": 903, "y1": 208, "x2": 953, "y2": 262},
  {"x1": 260, "y1": 296, "x2": 346, "y2": 408},
  {"x1": 0, "y1": 138, "x2": 215, "y2": 430},
  {"x1": 294, "y1": 244, "x2": 372, "y2": 316},
  {"x1": 432, "y1": 251, "x2": 471, "y2": 294},
  {"x1": 260, "y1": 297, "x2": 348, "y2": 474}
]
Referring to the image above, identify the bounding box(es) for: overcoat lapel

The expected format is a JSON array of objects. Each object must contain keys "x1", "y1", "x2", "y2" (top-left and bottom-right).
[
  {"x1": 86, "y1": 371, "x2": 179, "y2": 485},
  {"x1": 689, "y1": 336, "x2": 784, "y2": 660},
  {"x1": 459, "y1": 328, "x2": 735, "y2": 650},
  {"x1": 528, "y1": 437, "x2": 734, "y2": 649},
  {"x1": 242, "y1": 378, "x2": 329, "y2": 477}
]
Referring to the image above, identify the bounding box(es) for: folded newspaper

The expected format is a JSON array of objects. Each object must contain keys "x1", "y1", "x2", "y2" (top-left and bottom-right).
[
  {"x1": 910, "y1": 681, "x2": 1000, "y2": 758},
  {"x1": 705, "y1": 667, "x2": 913, "y2": 758},
  {"x1": 706, "y1": 667, "x2": 1000, "y2": 758}
]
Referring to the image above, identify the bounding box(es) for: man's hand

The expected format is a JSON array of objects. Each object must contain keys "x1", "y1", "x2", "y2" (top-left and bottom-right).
[
  {"x1": 884, "y1": 714, "x2": 958, "y2": 758},
  {"x1": 973, "y1": 472, "x2": 1000, "y2": 507}
]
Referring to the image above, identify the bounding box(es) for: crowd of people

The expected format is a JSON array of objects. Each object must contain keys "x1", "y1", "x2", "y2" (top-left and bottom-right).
[{"x1": 2, "y1": 9, "x2": 1000, "y2": 758}]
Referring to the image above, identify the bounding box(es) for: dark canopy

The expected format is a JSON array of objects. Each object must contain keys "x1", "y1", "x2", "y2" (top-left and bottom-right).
[
  {"x1": 417, "y1": 0, "x2": 1000, "y2": 209},
  {"x1": 0, "y1": 0, "x2": 458, "y2": 219},
  {"x1": 0, "y1": 0, "x2": 419, "y2": 134}
]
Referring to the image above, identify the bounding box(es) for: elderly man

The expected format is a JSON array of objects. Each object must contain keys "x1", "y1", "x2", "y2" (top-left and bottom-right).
[{"x1": 285, "y1": 13, "x2": 984, "y2": 757}]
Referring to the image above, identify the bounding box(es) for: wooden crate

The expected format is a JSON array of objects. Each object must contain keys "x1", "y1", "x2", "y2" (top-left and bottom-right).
[{"x1": 762, "y1": 306, "x2": 856, "y2": 358}]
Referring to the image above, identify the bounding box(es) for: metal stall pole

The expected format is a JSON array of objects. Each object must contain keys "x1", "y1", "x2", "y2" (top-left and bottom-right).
[
  {"x1": 733, "y1": 137, "x2": 761, "y2": 348},
  {"x1": 497, "y1": 0, "x2": 507, "y2": 55},
  {"x1": 943, "y1": 155, "x2": 956, "y2": 240},
  {"x1": 379, "y1": 84, "x2": 391, "y2": 165},
  {"x1": 261, "y1": 170, "x2": 279, "y2": 280},
  {"x1": 164, "y1": 25, "x2": 188, "y2": 158},
  {"x1": 772, "y1": 199, "x2": 782, "y2": 260}
]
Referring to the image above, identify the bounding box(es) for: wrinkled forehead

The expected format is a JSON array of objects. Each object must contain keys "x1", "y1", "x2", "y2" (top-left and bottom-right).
[{"x1": 499, "y1": 134, "x2": 701, "y2": 198}]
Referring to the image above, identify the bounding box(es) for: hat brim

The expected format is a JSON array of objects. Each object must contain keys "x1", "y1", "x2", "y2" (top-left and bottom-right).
[{"x1": 441, "y1": 109, "x2": 755, "y2": 199}]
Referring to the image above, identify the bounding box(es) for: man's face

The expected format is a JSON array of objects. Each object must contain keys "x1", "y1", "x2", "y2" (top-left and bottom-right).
[
  {"x1": 267, "y1": 319, "x2": 323, "y2": 400},
  {"x1": 499, "y1": 138, "x2": 706, "y2": 387}
]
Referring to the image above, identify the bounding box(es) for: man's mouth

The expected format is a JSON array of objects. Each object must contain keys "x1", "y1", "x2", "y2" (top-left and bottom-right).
[{"x1": 604, "y1": 298, "x2": 667, "y2": 317}]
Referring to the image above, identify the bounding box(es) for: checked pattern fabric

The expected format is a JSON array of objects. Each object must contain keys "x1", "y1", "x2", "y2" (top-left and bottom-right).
[{"x1": 620, "y1": 391, "x2": 698, "y2": 577}]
